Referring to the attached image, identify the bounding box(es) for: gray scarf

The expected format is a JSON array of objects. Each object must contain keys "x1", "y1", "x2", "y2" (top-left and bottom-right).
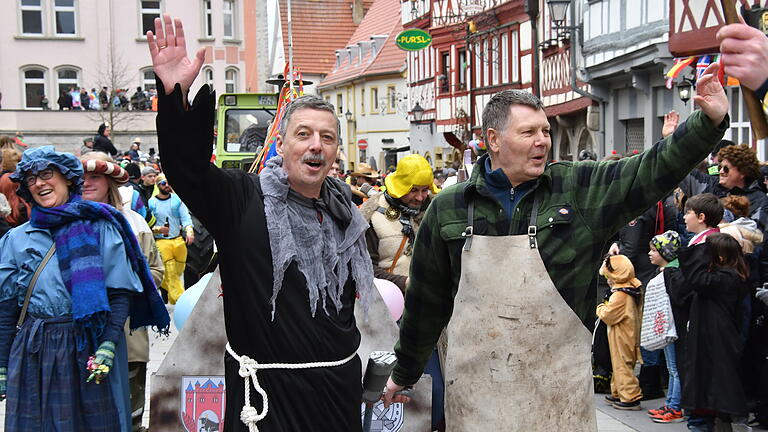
[{"x1": 261, "y1": 156, "x2": 373, "y2": 319}]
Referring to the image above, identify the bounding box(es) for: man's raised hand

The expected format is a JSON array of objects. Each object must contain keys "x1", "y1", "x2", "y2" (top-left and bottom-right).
[
  {"x1": 718, "y1": 23, "x2": 768, "y2": 91},
  {"x1": 694, "y1": 63, "x2": 729, "y2": 127},
  {"x1": 146, "y1": 14, "x2": 205, "y2": 96}
]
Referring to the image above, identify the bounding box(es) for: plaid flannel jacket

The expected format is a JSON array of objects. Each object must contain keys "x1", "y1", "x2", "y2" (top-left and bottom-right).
[{"x1": 392, "y1": 110, "x2": 728, "y2": 386}]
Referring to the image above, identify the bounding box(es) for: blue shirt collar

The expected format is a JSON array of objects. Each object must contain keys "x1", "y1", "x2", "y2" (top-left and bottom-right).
[{"x1": 484, "y1": 157, "x2": 512, "y2": 192}]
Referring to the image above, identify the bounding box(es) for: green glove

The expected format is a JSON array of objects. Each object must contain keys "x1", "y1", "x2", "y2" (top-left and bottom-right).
[
  {"x1": 0, "y1": 366, "x2": 6, "y2": 400},
  {"x1": 87, "y1": 341, "x2": 116, "y2": 383}
]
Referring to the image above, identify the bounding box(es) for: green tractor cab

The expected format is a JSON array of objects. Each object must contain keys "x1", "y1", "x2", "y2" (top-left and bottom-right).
[{"x1": 215, "y1": 93, "x2": 278, "y2": 170}]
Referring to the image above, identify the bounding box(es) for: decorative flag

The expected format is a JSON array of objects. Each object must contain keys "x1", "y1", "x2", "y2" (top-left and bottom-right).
[
  {"x1": 665, "y1": 56, "x2": 697, "y2": 79},
  {"x1": 711, "y1": 54, "x2": 740, "y2": 86},
  {"x1": 696, "y1": 55, "x2": 711, "y2": 78},
  {"x1": 250, "y1": 63, "x2": 307, "y2": 173}
]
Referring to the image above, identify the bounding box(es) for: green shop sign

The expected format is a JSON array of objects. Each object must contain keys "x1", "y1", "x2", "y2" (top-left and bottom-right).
[{"x1": 396, "y1": 29, "x2": 432, "y2": 51}]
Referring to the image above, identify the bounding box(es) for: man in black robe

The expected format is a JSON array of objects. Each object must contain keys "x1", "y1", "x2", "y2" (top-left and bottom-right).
[{"x1": 147, "y1": 14, "x2": 374, "y2": 432}]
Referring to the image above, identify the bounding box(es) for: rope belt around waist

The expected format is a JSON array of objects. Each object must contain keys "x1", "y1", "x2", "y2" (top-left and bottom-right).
[{"x1": 225, "y1": 342, "x2": 358, "y2": 432}]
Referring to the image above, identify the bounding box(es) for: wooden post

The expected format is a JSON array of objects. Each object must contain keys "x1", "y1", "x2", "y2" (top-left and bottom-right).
[{"x1": 720, "y1": 0, "x2": 768, "y2": 140}]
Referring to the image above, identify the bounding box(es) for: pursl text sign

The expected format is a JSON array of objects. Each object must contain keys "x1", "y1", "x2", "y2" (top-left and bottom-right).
[{"x1": 395, "y1": 29, "x2": 432, "y2": 51}]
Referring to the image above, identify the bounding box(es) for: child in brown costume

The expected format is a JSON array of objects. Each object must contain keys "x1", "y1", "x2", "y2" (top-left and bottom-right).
[{"x1": 597, "y1": 254, "x2": 643, "y2": 410}]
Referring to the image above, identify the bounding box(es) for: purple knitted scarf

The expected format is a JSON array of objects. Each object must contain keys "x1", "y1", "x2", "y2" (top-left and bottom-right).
[{"x1": 30, "y1": 195, "x2": 170, "y2": 350}]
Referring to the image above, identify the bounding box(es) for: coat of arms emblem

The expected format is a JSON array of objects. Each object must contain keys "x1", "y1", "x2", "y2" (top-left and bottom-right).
[
  {"x1": 360, "y1": 401, "x2": 405, "y2": 432},
  {"x1": 180, "y1": 376, "x2": 226, "y2": 432}
]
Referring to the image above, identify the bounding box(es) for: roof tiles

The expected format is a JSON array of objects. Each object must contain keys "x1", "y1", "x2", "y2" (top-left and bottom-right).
[
  {"x1": 319, "y1": 0, "x2": 406, "y2": 88},
  {"x1": 279, "y1": 0, "x2": 375, "y2": 75}
]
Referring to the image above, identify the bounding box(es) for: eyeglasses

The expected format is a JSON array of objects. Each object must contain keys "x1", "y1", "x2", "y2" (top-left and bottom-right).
[
  {"x1": 24, "y1": 168, "x2": 55, "y2": 186},
  {"x1": 158, "y1": 181, "x2": 168, "y2": 186},
  {"x1": 719, "y1": 164, "x2": 730, "y2": 174}
]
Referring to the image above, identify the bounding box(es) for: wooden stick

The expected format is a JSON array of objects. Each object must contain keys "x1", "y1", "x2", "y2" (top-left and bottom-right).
[{"x1": 720, "y1": 0, "x2": 768, "y2": 140}]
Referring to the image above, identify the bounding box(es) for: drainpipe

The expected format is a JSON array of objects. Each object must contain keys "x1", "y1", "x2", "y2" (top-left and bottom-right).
[
  {"x1": 568, "y1": 0, "x2": 605, "y2": 155},
  {"x1": 525, "y1": 0, "x2": 540, "y2": 98}
]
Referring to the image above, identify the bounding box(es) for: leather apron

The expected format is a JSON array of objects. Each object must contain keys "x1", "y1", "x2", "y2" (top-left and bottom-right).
[{"x1": 442, "y1": 197, "x2": 597, "y2": 431}]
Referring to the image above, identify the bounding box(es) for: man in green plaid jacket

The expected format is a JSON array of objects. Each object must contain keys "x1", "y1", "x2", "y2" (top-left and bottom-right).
[{"x1": 384, "y1": 63, "x2": 730, "y2": 400}]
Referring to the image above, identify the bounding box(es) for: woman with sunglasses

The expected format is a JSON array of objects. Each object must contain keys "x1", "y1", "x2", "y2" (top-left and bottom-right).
[
  {"x1": 0, "y1": 146, "x2": 170, "y2": 432},
  {"x1": 680, "y1": 143, "x2": 767, "y2": 230}
]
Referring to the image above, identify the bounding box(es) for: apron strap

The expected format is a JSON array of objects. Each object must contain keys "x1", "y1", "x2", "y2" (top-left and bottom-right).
[
  {"x1": 462, "y1": 199, "x2": 475, "y2": 251},
  {"x1": 528, "y1": 195, "x2": 541, "y2": 249},
  {"x1": 464, "y1": 192, "x2": 541, "y2": 251}
]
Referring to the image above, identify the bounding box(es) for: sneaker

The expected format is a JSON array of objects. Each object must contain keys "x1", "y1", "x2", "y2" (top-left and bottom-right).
[
  {"x1": 648, "y1": 405, "x2": 668, "y2": 417},
  {"x1": 612, "y1": 400, "x2": 641, "y2": 411},
  {"x1": 604, "y1": 395, "x2": 619, "y2": 405},
  {"x1": 652, "y1": 408, "x2": 684, "y2": 423}
]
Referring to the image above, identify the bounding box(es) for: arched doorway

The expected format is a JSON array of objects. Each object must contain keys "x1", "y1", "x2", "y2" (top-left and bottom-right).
[
  {"x1": 558, "y1": 131, "x2": 572, "y2": 161},
  {"x1": 577, "y1": 128, "x2": 594, "y2": 154}
]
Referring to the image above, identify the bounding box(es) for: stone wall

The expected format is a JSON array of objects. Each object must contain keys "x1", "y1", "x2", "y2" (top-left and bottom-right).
[{"x1": 0, "y1": 109, "x2": 158, "y2": 155}]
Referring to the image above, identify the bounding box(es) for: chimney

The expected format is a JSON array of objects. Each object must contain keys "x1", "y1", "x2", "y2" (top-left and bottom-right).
[{"x1": 352, "y1": 0, "x2": 364, "y2": 24}]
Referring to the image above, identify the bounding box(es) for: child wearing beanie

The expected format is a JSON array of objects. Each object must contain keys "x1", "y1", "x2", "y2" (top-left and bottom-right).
[
  {"x1": 597, "y1": 254, "x2": 643, "y2": 410},
  {"x1": 645, "y1": 230, "x2": 685, "y2": 423}
]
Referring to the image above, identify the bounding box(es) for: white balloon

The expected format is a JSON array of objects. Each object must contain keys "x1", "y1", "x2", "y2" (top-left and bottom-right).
[{"x1": 173, "y1": 272, "x2": 214, "y2": 330}]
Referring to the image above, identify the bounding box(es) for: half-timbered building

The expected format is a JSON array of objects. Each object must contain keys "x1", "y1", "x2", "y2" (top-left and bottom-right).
[
  {"x1": 669, "y1": 0, "x2": 768, "y2": 157},
  {"x1": 401, "y1": 0, "x2": 538, "y2": 168},
  {"x1": 580, "y1": 0, "x2": 688, "y2": 156}
]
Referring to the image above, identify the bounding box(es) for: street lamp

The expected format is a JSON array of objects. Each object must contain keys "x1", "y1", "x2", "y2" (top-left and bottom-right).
[
  {"x1": 345, "y1": 109, "x2": 353, "y2": 122},
  {"x1": 547, "y1": 0, "x2": 571, "y2": 29},
  {"x1": 678, "y1": 78, "x2": 694, "y2": 105},
  {"x1": 412, "y1": 102, "x2": 424, "y2": 122}
]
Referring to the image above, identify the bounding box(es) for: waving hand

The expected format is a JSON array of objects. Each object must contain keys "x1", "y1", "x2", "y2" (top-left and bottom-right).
[{"x1": 146, "y1": 14, "x2": 205, "y2": 97}]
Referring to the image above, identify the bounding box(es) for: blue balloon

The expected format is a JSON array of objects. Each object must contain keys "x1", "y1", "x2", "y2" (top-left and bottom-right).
[{"x1": 173, "y1": 272, "x2": 214, "y2": 331}]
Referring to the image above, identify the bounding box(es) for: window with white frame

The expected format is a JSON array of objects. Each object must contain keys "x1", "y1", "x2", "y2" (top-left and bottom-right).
[
  {"x1": 337, "y1": 94, "x2": 343, "y2": 115},
  {"x1": 203, "y1": 0, "x2": 213, "y2": 38},
  {"x1": 225, "y1": 68, "x2": 237, "y2": 93},
  {"x1": 56, "y1": 68, "x2": 79, "y2": 104},
  {"x1": 482, "y1": 39, "x2": 489, "y2": 87},
  {"x1": 203, "y1": 67, "x2": 214, "y2": 88},
  {"x1": 142, "y1": 69, "x2": 157, "y2": 91},
  {"x1": 54, "y1": 0, "x2": 76, "y2": 35},
  {"x1": 140, "y1": 1, "x2": 162, "y2": 36},
  {"x1": 458, "y1": 50, "x2": 467, "y2": 90},
  {"x1": 512, "y1": 30, "x2": 519, "y2": 83},
  {"x1": 440, "y1": 52, "x2": 450, "y2": 93},
  {"x1": 223, "y1": 0, "x2": 235, "y2": 39},
  {"x1": 726, "y1": 87, "x2": 754, "y2": 146},
  {"x1": 20, "y1": 0, "x2": 44, "y2": 35},
  {"x1": 501, "y1": 33, "x2": 509, "y2": 83},
  {"x1": 370, "y1": 87, "x2": 378, "y2": 113},
  {"x1": 357, "y1": 87, "x2": 363, "y2": 115},
  {"x1": 387, "y1": 86, "x2": 396, "y2": 113},
  {"x1": 474, "y1": 43, "x2": 481, "y2": 88},
  {"x1": 492, "y1": 36, "x2": 500, "y2": 85},
  {"x1": 23, "y1": 68, "x2": 47, "y2": 109}
]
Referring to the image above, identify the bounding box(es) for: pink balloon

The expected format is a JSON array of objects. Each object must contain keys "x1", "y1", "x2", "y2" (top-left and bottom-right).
[{"x1": 373, "y1": 278, "x2": 405, "y2": 321}]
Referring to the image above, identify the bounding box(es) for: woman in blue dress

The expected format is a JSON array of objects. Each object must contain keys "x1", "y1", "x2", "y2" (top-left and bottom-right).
[{"x1": 0, "y1": 146, "x2": 169, "y2": 431}]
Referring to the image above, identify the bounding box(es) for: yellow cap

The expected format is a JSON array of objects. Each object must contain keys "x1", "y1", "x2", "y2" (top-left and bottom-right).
[{"x1": 384, "y1": 154, "x2": 440, "y2": 199}]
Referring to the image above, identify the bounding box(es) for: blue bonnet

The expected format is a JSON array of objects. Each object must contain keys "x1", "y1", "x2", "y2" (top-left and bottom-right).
[{"x1": 10, "y1": 146, "x2": 84, "y2": 202}]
